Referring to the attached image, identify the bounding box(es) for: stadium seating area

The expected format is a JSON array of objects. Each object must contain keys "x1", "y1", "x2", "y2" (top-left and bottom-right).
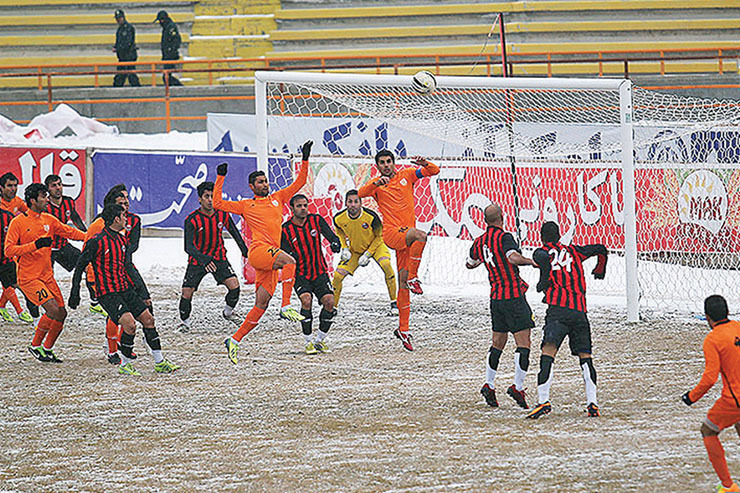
[{"x1": 1, "y1": 0, "x2": 740, "y2": 88}]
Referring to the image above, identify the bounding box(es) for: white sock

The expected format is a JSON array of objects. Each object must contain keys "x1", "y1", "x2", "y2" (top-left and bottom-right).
[
  {"x1": 223, "y1": 305, "x2": 234, "y2": 317},
  {"x1": 121, "y1": 353, "x2": 132, "y2": 365},
  {"x1": 486, "y1": 355, "x2": 497, "y2": 387},
  {"x1": 304, "y1": 334, "x2": 313, "y2": 344},
  {"x1": 230, "y1": 337, "x2": 239, "y2": 346},
  {"x1": 514, "y1": 352, "x2": 527, "y2": 391},
  {"x1": 315, "y1": 330, "x2": 328, "y2": 343},
  {"x1": 581, "y1": 361, "x2": 598, "y2": 406},
  {"x1": 152, "y1": 350, "x2": 164, "y2": 364},
  {"x1": 538, "y1": 366, "x2": 553, "y2": 404},
  {"x1": 181, "y1": 317, "x2": 191, "y2": 327}
]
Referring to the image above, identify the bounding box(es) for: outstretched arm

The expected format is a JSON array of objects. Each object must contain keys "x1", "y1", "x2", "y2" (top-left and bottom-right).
[
  {"x1": 574, "y1": 244, "x2": 608, "y2": 279},
  {"x1": 412, "y1": 157, "x2": 440, "y2": 180},
  {"x1": 69, "y1": 207, "x2": 87, "y2": 232},
  {"x1": 277, "y1": 141, "x2": 312, "y2": 202},
  {"x1": 53, "y1": 217, "x2": 86, "y2": 242}
]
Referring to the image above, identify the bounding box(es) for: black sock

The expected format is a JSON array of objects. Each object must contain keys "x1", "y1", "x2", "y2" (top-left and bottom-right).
[
  {"x1": 488, "y1": 346, "x2": 503, "y2": 371},
  {"x1": 143, "y1": 327, "x2": 161, "y2": 351},
  {"x1": 225, "y1": 288, "x2": 239, "y2": 308},
  {"x1": 515, "y1": 347, "x2": 530, "y2": 371},
  {"x1": 300, "y1": 308, "x2": 312, "y2": 336},
  {"x1": 179, "y1": 297, "x2": 192, "y2": 321},
  {"x1": 318, "y1": 308, "x2": 336, "y2": 333},
  {"x1": 120, "y1": 331, "x2": 135, "y2": 358},
  {"x1": 538, "y1": 355, "x2": 555, "y2": 385}
]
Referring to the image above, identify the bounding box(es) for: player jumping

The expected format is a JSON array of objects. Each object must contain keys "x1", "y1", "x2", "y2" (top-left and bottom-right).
[
  {"x1": 215, "y1": 140, "x2": 311, "y2": 364},
  {"x1": 358, "y1": 151, "x2": 439, "y2": 351},
  {"x1": 466, "y1": 204, "x2": 537, "y2": 409},
  {"x1": 682, "y1": 295, "x2": 740, "y2": 493},
  {"x1": 526, "y1": 221, "x2": 607, "y2": 419},
  {"x1": 332, "y1": 189, "x2": 397, "y2": 316}
]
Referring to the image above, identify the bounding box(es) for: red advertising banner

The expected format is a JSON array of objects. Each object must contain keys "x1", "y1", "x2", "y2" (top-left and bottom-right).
[{"x1": 0, "y1": 146, "x2": 87, "y2": 221}]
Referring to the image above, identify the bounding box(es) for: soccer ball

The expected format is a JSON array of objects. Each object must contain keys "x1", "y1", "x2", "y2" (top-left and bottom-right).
[{"x1": 412, "y1": 70, "x2": 437, "y2": 95}]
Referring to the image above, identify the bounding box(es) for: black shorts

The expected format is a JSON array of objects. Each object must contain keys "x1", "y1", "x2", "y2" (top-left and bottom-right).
[
  {"x1": 294, "y1": 273, "x2": 333, "y2": 300},
  {"x1": 51, "y1": 243, "x2": 81, "y2": 272},
  {"x1": 125, "y1": 262, "x2": 150, "y2": 301},
  {"x1": 182, "y1": 260, "x2": 236, "y2": 290},
  {"x1": 0, "y1": 261, "x2": 16, "y2": 288},
  {"x1": 490, "y1": 296, "x2": 535, "y2": 333},
  {"x1": 98, "y1": 288, "x2": 149, "y2": 325},
  {"x1": 542, "y1": 305, "x2": 592, "y2": 356}
]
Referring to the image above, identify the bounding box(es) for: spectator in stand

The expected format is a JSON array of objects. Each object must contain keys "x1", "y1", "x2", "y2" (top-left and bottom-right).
[
  {"x1": 113, "y1": 9, "x2": 140, "y2": 87},
  {"x1": 155, "y1": 10, "x2": 183, "y2": 87}
]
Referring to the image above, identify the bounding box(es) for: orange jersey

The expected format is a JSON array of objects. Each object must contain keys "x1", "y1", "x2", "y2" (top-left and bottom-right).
[
  {"x1": 5, "y1": 209, "x2": 86, "y2": 283},
  {"x1": 1, "y1": 196, "x2": 27, "y2": 216},
  {"x1": 689, "y1": 320, "x2": 740, "y2": 405},
  {"x1": 213, "y1": 161, "x2": 308, "y2": 250},
  {"x1": 358, "y1": 162, "x2": 439, "y2": 231}
]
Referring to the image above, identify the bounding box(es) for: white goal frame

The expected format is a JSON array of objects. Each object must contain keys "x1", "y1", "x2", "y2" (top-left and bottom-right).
[{"x1": 254, "y1": 71, "x2": 640, "y2": 321}]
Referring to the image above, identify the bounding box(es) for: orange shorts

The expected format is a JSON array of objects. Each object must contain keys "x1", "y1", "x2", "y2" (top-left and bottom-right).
[
  {"x1": 705, "y1": 397, "x2": 740, "y2": 432},
  {"x1": 384, "y1": 225, "x2": 411, "y2": 271},
  {"x1": 19, "y1": 277, "x2": 64, "y2": 307},
  {"x1": 248, "y1": 244, "x2": 282, "y2": 296}
]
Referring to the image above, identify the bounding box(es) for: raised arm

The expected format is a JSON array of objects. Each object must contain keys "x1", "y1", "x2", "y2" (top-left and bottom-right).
[
  {"x1": 412, "y1": 157, "x2": 440, "y2": 180},
  {"x1": 276, "y1": 141, "x2": 312, "y2": 202},
  {"x1": 213, "y1": 164, "x2": 246, "y2": 215},
  {"x1": 225, "y1": 215, "x2": 249, "y2": 257}
]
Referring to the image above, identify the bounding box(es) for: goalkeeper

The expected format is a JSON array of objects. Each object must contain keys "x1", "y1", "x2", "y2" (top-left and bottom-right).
[{"x1": 332, "y1": 190, "x2": 397, "y2": 315}]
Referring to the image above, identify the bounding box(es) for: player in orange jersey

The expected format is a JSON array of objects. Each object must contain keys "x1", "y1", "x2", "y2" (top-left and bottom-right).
[
  {"x1": 214, "y1": 141, "x2": 312, "y2": 364},
  {"x1": 358, "y1": 150, "x2": 439, "y2": 351},
  {"x1": 5, "y1": 183, "x2": 86, "y2": 363},
  {"x1": 682, "y1": 295, "x2": 740, "y2": 493}
]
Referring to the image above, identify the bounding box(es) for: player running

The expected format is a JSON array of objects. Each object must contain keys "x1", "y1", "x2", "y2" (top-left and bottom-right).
[
  {"x1": 281, "y1": 194, "x2": 340, "y2": 354},
  {"x1": 332, "y1": 189, "x2": 397, "y2": 316},
  {"x1": 69, "y1": 204, "x2": 179, "y2": 375},
  {"x1": 0, "y1": 207, "x2": 34, "y2": 324},
  {"x1": 682, "y1": 295, "x2": 740, "y2": 493},
  {"x1": 358, "y1": 151, "x2": 439, "y2": 351},
  {"x1": 6, "y1": 183, "x2": 86, "y2": 363},
  {"x1": 215, "y1": 140, "x2": 311, "y2": 364},
  {"x1": 466, "y1": 204, "x2": 537, "y2": 409},
  {"x1": 526, "y1": 221, "x2": 607, "y2": 419},
  {"x1": 179, "y1": 181, "x2": 249, "y2": 331}
]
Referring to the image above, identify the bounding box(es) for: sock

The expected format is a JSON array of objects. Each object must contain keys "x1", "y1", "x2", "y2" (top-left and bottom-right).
[
  {"x1": 315, "y1": 329, "x2": 329, "y2": 342},
  {"x1": 224, "y1": 288, "x2": 239, "y2": 313},
  {"x1": 704, "y1": 435, "x2": 733, "y2": 487},
  {"x1": 398, "y1": 287, "x2": 410, "y2": 332},
  {"x1": 0, "y1": 287, "x2": 7, "y2": 308},
  {"x1": 514, "y1": 347, "x2": 530, "y2": 391},
  {"x1": 318, "y1": 308, "x2": 336, "y2": 333},
  {"x1": 119, "y1": 330, "x2": 135, "y2": 360},
  {"x1": 105, "y1": 318, "x2": 119, "y2": 354},
  {"x1": 408, "y1": 240, "x2": 426, "y2": 280},
  {"x1": 486, "y1": 346, "x2": 502, "y2": 386},
  {"x1": 537, "y1": 355, "x2": 555, "y2": 404},
  {"x1": 143, "y1": 327, "x2": 163, "y2": 363},
  {"x1": 233, "y1": 306, "x2": 265, "y2": 342},
  {"x1": 332, "y1": 271, "x2": 345, "y2": 308},
  {"x1": 379, "y1": 258, "x2": 397, "y2": 302},
  {"x1": 281, "y1": 263, "x2": 296, "y2": 308},
  {"x1": 43, "y1": 319, "x2": 64, "y2": 350},
  {"x1": 300, "y1": 308, "x2": 313, "y2": 340},
  {"x1": 2, "y1": 287, "x2": 21, "y2": 313},
  {"x1": 31, "y1": 314, "x2": 53, "y2": 347},
  {"x1": 179, "y1": 297, "x2": 192, "y2": 321},
  {"x1": 580, "y1": 357, "x2": 598, "y2": 406}
]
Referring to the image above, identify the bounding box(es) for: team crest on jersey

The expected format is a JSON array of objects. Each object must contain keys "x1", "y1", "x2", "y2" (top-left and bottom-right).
[
  {"x1": 126, "y1": 224, "x2": 131, "y2": 231},
  {"x1": 43, "y1": 224, "x2": 49, "y2": 232},
  {"x1": 362, "y1": 222, "x2": 369, "y2": 229},
  {"x1": 310, "y1": 229, "x2": 318, "y2": 237},
  {"x1": 217, "y1": 222, "x2": 223, "y2": 229},
  {"x1": 272, "y1": 200, "x2": 279, "y2": 207},
  {"x1": 65, "y1": 210, "x2": 71, "y2": 217},
  {"x1": 400, "y1": 178, "x2": 408, "y2": 186}
]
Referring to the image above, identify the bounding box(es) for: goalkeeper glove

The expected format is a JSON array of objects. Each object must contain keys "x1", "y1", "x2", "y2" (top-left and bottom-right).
[
  {"x1": 35, "y1": 237, "x2": 52, "y2": 249},
  {"x1": 358, "y1": 252, "x2": 371, "y2": 267},
  {"x1": 681, "y1": 391, "x2": 694, "y2": 406},
  {"x1": 217, "y1": 163, "x2": 228, "y2": 176},
  {"x1": 301, "y1": 140, "x2": 313, "y2": 161},
  {"x1": 329, "y1": 239, "x2": 341, "y2": 253},
  {"x1": 339, "y1": 248, "x2": 351, "y2": 262}
]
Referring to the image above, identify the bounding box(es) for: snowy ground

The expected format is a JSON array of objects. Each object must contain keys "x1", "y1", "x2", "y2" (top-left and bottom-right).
[{"x1": 0, "y1": 238, "x2": 733, "y2": 492}]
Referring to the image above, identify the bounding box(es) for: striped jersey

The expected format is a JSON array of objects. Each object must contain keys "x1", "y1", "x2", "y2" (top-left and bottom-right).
[
  {"x1": 0, "y1": 208, "x2": 14, "y2": 265},
  {"x1": 470, "y1": 225, "x2": 528, "y2": 300},
  {"x1": 184, "y1": 209, "x2": 231, "y2": 265},
  {"x1": 533, "y1": 242, "x2": 608, "y2": 312},
  {"x1": 124, "y1": 212, "x2": 141, "y2": 261},
  {"x1": 46, "y1": 196, "x2": 80, "y2": 249},
  {"x1": 85, "y1": 227, "x2": 131, "y2": 296},
  {"x1": 281, "y1": 214, "x2": 338, "y2": 280}
]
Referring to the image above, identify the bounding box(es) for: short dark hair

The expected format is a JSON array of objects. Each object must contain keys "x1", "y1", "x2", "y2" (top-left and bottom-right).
[
  {"x1": 374, "y1": 150, "x2": 395, "y2": 165},
  {"x1": 248, "y1": 171, "x2": 265, "y2": 186},
  {"x1": 345, "y1": 189, "x2": 359, "y2": 201},
  {"x1": 103, "y1": 184, "x2": 127, "y2": 206},
  {"x1": 0, "y1": 172, "x2": 18, "y2": 187},
  {"x1": 24, "y1": 183, "x2": 47, "y2": 205},
  {"x1": 197, "y1": 181, "x2": 214, "y2": 197},
  {"x1": 104, "y1": 191, "x2": 125, "y2": 207},
  {"x1": 44, "y1": 174, "x2": 61, "y2": 187},
  {"x1": 290, "y1": 194, "x2": 308, "y2": 207},
  {"x1": 541, "y1": 221, "x2": 561, "y2": 244},
  {"x1": 705, "y1": 295, "x2": 729, "y2": 323},
  {"x1": 101, "y1": 204, "x2": 124, "y2": 226}
]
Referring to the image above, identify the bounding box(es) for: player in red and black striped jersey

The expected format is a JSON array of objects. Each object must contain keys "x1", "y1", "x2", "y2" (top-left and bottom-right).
[
  {"x1": 526, "y1": 221, "x2": 607, "y2": 420},
  {"x1": 69, "y1": 204, "x2": 179, "y2": 375},
  {"x1": 280, "y1": 194, "x2": 341, "y2": 354},
  {"x1": 0, "y1": 207, "x2": 34, "y2": 324},
  {"x1": 467, "y1": 204, "x2": 537, "y2": 410},
  {"x1": 179, "y1": 181, "x2": 248, "y2": 330}
]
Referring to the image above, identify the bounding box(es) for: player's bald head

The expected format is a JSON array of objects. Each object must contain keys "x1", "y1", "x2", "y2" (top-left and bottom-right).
[{"x1": 484, "y1": 204, "x2": 503, "y2": 226}]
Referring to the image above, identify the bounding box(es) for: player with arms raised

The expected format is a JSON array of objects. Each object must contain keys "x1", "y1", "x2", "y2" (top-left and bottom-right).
[
  {"x1": 358, "y1": 151, "x2": 439, "y2": 351},
  {"x1": 466, "y1": 203, "x2": 536, "y2": 409},
  {"x1": 526, "y1": 221, "x2": 607, "y2": 419},
  {"x1": 215, "y1": 141, "x2": 312, "y2": 364}
]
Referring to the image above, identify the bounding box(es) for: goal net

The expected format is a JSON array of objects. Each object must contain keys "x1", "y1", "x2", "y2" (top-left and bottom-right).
[{"x1": 255, "y1": 71, "x2": 740, "y2": 320}]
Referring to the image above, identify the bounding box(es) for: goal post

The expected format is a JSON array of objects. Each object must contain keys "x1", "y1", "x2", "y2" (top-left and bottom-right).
[{"x1": 254, "y1": 70, "x2": 740, "y2": 321}]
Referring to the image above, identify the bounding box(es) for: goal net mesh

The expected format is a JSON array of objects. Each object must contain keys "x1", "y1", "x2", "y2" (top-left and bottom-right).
[{"x1": 261, "y1": 76, "x2": 740, "y2": 315}]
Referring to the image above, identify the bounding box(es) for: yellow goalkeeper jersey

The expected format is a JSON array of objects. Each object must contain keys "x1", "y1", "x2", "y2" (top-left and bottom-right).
[{"x1": 333, "y1": 207, "x2": 384, "y2": 254}]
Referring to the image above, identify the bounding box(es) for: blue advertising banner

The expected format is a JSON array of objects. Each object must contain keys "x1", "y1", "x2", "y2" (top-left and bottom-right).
[{"x1": 91, "y1": 150, "x2": 291, "y2": 229}]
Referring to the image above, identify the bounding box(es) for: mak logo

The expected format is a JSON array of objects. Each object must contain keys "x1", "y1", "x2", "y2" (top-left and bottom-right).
[{"x1": 678, "y1": 170, "x2": 728, "y2": 235}]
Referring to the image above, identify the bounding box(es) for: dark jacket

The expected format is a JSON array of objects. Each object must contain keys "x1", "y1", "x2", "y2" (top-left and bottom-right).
[
  {"x1": 160, "y1": 19, "x2": 181, "y2": 61},
  {"x1": 115, "y1": 21, "x2": 137, "y2": 62}
]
